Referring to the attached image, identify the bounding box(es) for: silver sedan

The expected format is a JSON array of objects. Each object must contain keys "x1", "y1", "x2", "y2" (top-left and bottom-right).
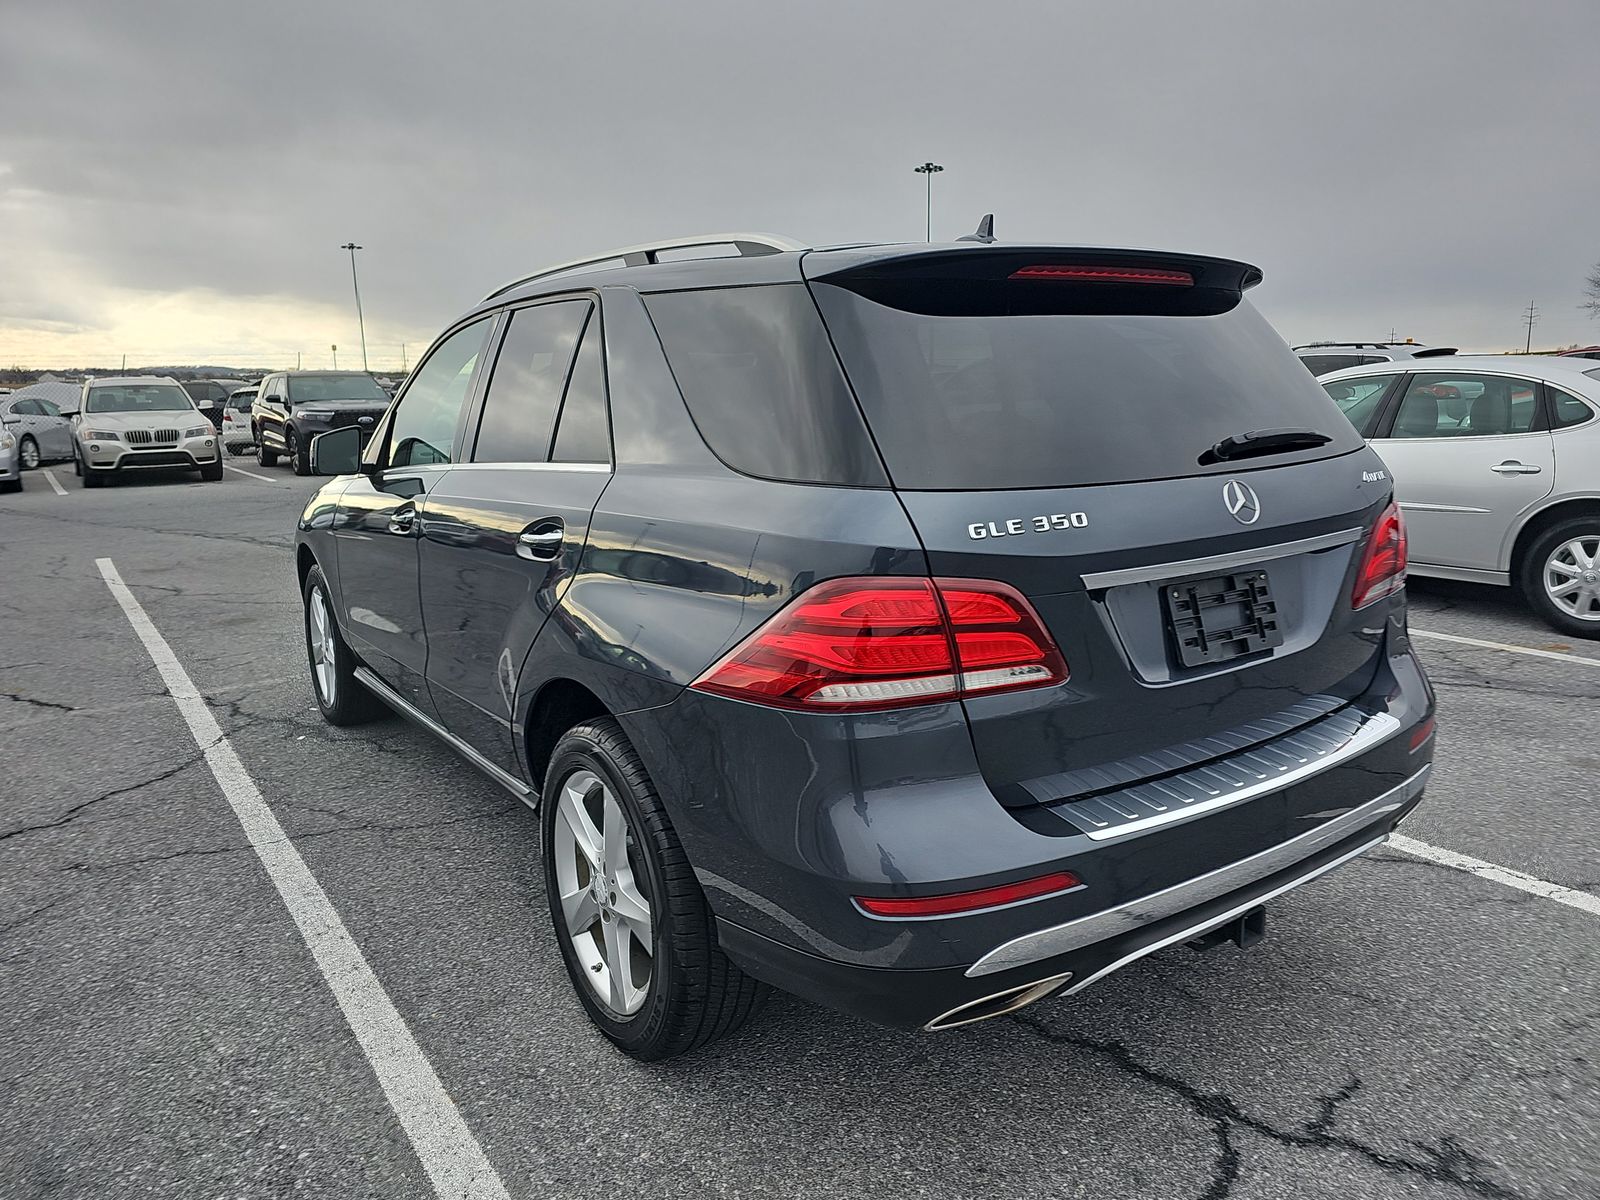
[
  {"x1": 0, "y1": 393, "x2": 75, "y2": 469},
  {"x1": 1320, "y1": 355, "x2": 1600, "y2": 635}
]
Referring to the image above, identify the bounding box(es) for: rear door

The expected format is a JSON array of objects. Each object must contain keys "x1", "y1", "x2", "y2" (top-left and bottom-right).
[
  {"x1": 1370, "y1": 371, "x2": 1554, "y2": 573},
  {"x1": 804, "y1": 250, "x2": 1389, "y2": 806},
  {"x1": 418, "y1": 296, "x2": 612, "y2": 774}
]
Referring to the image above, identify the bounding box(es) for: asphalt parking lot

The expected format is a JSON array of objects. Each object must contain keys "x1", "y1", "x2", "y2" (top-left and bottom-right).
[{"x1": 2, "y1": 464, "x2": 1596, "y2": 1200}]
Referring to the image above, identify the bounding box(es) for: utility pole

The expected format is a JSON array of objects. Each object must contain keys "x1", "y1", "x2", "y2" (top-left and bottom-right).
[
  {"x1": 121, "y1": 353, "x2": 126, "y2": 371},
  {"x1": 332, "y1": 344, "x2": 338, "y2": 370},
  {"x1": 914, "y1": 162, "x2": 944, "y2": 241},
  {"x1": 1523, "y1": 300, "x2": 1539, "y2": 354},
  {"x1": 340, "y1": 242, "x2": 368, "y2": 371},
  {"x1": 296, "y1": 350, "x2": 301, "y2": 369}
]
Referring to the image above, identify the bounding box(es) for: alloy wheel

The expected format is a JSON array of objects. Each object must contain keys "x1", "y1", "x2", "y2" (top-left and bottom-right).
[
  {"x1": 1543, "y1": 536, "x2": 1600, "y2": 621},
  {"x1": 20, "y1": 438, "x2": 40, "y2": 469},
  {"x1": 551, "y1": 768, "x2": 654, "y2": 1016},
  {"x1": 307, "y1": 585, "x2": 338, "y2": 703}
]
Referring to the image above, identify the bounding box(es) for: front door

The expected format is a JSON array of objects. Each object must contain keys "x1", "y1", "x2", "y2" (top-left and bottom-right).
[
  {"x1": 1371, "y1": 371, "x2": 1554, "y2": 574},
  {"x1": 419, "y1": 297, "x2": 611, "y2": 774},
  {"x1": 332, "y1": 317, "x2": 496, "y2": 712}
]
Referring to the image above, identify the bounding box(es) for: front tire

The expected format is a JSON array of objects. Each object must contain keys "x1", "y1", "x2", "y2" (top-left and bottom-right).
[
  {"x1": 302, "y1": 564, "x2": 385, "y2": 725},
  {"x1": 542, "y1": 719, "x2": 767, "y2": 1060},
  {"x1": 288, "y1": 428, "x2": 312, "y2": 476},
  {"x1": 200, "y1": 459, "x2": 224, "y2": 481},
  {"x1": 257, "y1": 432, "x2": 278, "y2": 467},
  {"x1": 1521, "y1": 518, "x2": 1600, "y2": 638},
  {"x1": 19, "y1": 436, "x2": 40, "y2": 470},
  {"x1": 81, "y1": 462, "x2": 105, "y2": 488}
]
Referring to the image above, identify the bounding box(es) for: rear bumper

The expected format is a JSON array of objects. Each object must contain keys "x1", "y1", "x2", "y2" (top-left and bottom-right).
[{"x1": 718, "y1": 770, "x2": 1423, "y2": 1030}]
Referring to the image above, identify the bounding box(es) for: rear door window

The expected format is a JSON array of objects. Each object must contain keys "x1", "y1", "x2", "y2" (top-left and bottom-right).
[
  {"x1": 1389, "y1": 373, "x2": 1538, "y2": 438},
  {"x1": 472, "y1": 300, "x2": 589, "y2": 463},
  {"x1": 810, "y1": 284, "x2": 1362, "y2": 490}
]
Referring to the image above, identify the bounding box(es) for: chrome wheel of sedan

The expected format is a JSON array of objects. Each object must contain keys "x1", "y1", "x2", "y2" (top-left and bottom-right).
[
  {"x1": 307, "y1": 585, "x2": 339, "y2": 703},
  {"x1": 1543, "y1": 537, "x2": 1600, "y2": 622},
  {"x1": 552, "y1": 768, "x2": 654, "y2": 1016},
  {"x1": 19, "y1": 437, "x2": 40, "y2": 469}
]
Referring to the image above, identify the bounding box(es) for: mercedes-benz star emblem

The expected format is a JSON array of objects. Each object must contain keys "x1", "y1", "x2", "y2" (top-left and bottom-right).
[{"x1": 1222, "y1": 479, "x2": 1261, "y2": 525}]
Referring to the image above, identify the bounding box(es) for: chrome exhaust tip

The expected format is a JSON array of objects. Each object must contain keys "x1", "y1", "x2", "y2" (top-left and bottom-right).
[{"x1": 923, "y1": 971, "x2": 1073, "y2": 1032}]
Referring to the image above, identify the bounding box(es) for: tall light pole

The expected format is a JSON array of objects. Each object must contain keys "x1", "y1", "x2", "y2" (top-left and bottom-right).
[
  {"x1": 1523, "y1": 300, "x2": 1539, "y2": 354},
  {"x1": 914, "y1": 162, "x2": 943, "y2": 241},
  {"x1": 340, "y1": 242, "x2": 368, "y2": 371}
]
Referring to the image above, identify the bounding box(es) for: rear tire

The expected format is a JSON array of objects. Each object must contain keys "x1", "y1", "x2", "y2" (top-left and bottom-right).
[
  {"x1": 542, "y1": 718, "x2": 767, "y2": 1060},
  {"x1": 200, "y1": 460, "x2": 224, "y2": 481},
  {"x1": 302, "y1": 564, "x2": 385, "y2": 725},
  {"x1": 1520, "y1": 517, "x2": 1600, "y2": 638}
]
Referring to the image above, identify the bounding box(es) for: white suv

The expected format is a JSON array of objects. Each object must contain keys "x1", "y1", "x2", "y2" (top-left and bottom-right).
[
  {"x1": 73, "y1": 376, "x2": 224, "y2": 487},
  {"x1": 1295, "y1": 342, "x2": 1458, "y2": 377}
]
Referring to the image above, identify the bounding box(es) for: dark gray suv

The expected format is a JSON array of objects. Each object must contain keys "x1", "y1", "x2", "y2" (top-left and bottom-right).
[{"x1": 294, "y1": 234, "x2": 1436, "y2": 1060}]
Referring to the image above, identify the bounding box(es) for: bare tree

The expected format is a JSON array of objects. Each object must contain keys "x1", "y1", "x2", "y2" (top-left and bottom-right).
[{"x1": 1586, "y1": 261, "x2": 1600, "y2": 320}]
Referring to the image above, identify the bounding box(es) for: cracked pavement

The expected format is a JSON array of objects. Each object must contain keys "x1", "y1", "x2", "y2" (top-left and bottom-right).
[{"x1": 1, "y1": 468, "x2": 1596, "y2": 1199}]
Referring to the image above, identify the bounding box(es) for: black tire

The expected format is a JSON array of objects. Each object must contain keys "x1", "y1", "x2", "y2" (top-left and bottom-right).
[
  {"x1": 72, "y1": 452, "x2": 81, "y2": 477},
  {"x1": 227, "y1": 443, "x2": 249, "y2": 457},
  {"x1": 1519, "y1": 517, "x2": 1600, "y2": 639},
  {"x1": 257, "y1": 432, "x2": 278, "y2": 467},
  {"x1": 200, "y1": 459, "x2": 224, "y2": 481},
  {"x1": 302, "y1": 564, "x2": 385, "y2": 725},
  {"x1": 0, "y1": 477, "x2": 20, "y2": 494},
  {"x1": 541, "y1": 718, "x2": 767, "y2": 1060},
  {"x1": 81, "y1": 462, "x2": 105, "y2": 489},
  {"x1": 288, "y1": 428, "x2": 312, "y2": 476},
  {"x1": 18, "y1": 436, "x2": 40, "y2": 470}
]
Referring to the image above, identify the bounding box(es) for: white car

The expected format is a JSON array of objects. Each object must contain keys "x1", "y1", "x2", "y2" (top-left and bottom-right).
[
  {"x1": 221, "y1": 387, "x2": 258, "y2": 454},
  {"x1": 72, "y1": 376, "x2": 224, "y2": 487},
  {"x1": 1319, "y1": 355, "x2": 1600, "y2": 634}
]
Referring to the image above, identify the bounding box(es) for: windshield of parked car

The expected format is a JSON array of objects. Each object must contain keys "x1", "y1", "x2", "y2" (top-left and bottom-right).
[
  {"x1": 287, "y1": 374, "x2": 388, "y2": 402},
  {"x1": 84, "y1": 385, "x2": 195, "y2": 413}
]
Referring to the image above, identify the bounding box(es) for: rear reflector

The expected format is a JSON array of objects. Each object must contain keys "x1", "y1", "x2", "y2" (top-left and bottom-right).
[
  {"x1": 690, "y1": 576, "x2": 1068, "y2": 712},
  {"x1": 1352, "y1": 502, "x2": 1408, "y2": 608},
  {"x1": 1009, "y1": 265, "x2": 1194, "y2": 286},
  {"x1": 855, "y1": 871, "x2": 1082, "y2": 918},
  {"x1": 1408, "y1": 716, "x2": 1436, "y2": 752}
]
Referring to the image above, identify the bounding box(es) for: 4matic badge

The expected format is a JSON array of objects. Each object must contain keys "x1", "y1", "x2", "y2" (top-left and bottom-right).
[{"x1": 967, "y1": 512, "x2": 1089, "y2": 540}]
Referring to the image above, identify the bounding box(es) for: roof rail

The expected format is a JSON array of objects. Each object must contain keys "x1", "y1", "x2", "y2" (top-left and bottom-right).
[{"x1": 482, "y1": 232, "x2": 809, "y2": 301}]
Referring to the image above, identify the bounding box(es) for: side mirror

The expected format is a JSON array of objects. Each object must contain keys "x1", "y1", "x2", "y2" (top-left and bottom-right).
[
  {"x1": 309, "y1": 425, "x2": 363, "y2": 476},
  {"x1": 264, "y1": 393, "x2": 284, "y2": 407}
]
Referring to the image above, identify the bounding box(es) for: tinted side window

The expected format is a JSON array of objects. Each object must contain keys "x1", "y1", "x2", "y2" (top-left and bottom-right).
[
  {"x1": 14, "y1": 399, "x2": 44, "y2": 415},
  {"x1": 472, "y1": 301, "x2": 588, "y2": 463},
  {"x1": 1548, "y1": 386, "x2": 1595, "y2": 429},
  {"x1": 37, "y1": 399, "x2": 61, "y2": 417},
  {"x1": 389, "y1": 319, "x2": 492, "y2": 468},
  {"x1": 551, "y1": 312, "x2": 610, "y2": 463},
  {"x1": 645, "y1": 285, "x2": 887, "y2": 486},
  {"x1": 1391, "y1": 374, "x2": 1538, "y2": 439},
  {"x1": 1301, "y1": 354, "x2": 1364, "y2": 375},
  {"x1": 1321, "y1": 374, "x2": 1397, "y2": 437}
]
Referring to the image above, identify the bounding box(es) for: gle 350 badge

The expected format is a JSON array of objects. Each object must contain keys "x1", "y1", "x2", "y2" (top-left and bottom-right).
[{"x1": 968, "y1": 512, "x2": 1089, "y2": 540}]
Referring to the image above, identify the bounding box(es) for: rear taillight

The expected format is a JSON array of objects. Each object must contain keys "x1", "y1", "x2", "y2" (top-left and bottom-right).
[
  {"x1": 1352, "y1": 501, "x2": 1408, "y2": 609},
  {"x1": 690, "y1": 576, "x2": 1068, "y2": 712}
]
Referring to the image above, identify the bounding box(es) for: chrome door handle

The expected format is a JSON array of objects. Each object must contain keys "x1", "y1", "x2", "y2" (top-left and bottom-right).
[
  {"x1": 1490, "y1": 461, "x2": 1542, "y2": 475},
  {"x1": 388, "y1": 508, "x2": 417, "y2": 534},
  {"x1": 516, "y1": 522, "x2": 565, "y2": 561}
]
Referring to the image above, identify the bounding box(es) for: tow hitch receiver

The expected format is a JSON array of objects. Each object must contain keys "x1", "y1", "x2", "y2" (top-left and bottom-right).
[{"x1": 1188, "y1": 905, "x2": 1267, "y2": 952}]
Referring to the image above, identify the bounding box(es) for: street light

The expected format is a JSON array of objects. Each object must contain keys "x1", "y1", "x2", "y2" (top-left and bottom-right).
[
  {"x1": 340, "y1": 242, "x2": 369, "y2": 372},
  {"x1": 913, "y1": 162, "x2": 943, "y2": 242}
]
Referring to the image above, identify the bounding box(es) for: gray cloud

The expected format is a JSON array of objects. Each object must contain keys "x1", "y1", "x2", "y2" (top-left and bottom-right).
[{"x1": 4, "y1": 0, "x2": 1598, "y2": 365}]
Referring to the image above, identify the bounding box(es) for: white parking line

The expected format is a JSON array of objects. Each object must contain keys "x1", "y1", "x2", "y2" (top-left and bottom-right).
[
  {"x1": 223, "y1": 463, "x2": 276, "y2": 483},
  {"x1": 95, "y1": 558, "x2": 511, "y2": 1200},
  {"x1": 40, "y1": 469, "x2": 67, "y2": 496},
  {"x1": 1389, "y1": 834, "x2": 1600, "y2": 918},
  {"x1": 1411, "y1": 628, "x2": 1600, "y2": 668}
]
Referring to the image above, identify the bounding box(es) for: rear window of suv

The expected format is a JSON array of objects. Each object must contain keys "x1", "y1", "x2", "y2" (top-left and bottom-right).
[{"x1": 809, "y1": 283, "x2": 1363, "y2": 490}]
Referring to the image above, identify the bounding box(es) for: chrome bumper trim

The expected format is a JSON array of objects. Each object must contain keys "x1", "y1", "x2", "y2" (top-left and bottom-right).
[
  {"x1": 1079, "y1": 526, "x2": 1362, "y2": 590},
  {"x1": 966, "y1": 763, "x2": 1430, "y2": 978},
  {"x1": 1055, "y1": 706, "x2": 1402, "y2": 842}
]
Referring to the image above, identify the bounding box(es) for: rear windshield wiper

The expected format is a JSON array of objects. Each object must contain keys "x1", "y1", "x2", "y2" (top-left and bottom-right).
[{"x1": 1200, "y1": 427, "x2": 1333, "y2": 465}]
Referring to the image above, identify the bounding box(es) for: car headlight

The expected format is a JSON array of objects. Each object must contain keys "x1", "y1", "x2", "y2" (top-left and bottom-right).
[
  {"x1": 294, "y1": 409, "x2": 335, "y2": 421},
  {"x1": 0, "y1": 432, "x2": 14, "y2": 450},
  {"x1": 184, "y1": 425, "x2": 211, "y2": 438},
  {"x1": 82, "y1": 430, "x2": 122, "y2": 441}
]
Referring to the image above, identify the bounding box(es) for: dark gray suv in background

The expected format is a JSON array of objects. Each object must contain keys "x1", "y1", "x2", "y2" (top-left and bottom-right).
[
  {"x1": 253, "y1": 370, "x2": 390, "y2": 474},
  {"x1": 295, "y1": 234, "x2": 1436, "y2": 1060}
]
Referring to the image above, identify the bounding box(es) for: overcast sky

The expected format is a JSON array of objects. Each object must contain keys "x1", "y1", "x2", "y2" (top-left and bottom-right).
[{"x1": 3, "y1": 0, "x2": 1598, "y2": 370}]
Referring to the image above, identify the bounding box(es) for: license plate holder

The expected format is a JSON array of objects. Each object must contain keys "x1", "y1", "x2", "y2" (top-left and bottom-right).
[{"x1": 1162, "y1": 571, "x2": 1283, "y2": 668}]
